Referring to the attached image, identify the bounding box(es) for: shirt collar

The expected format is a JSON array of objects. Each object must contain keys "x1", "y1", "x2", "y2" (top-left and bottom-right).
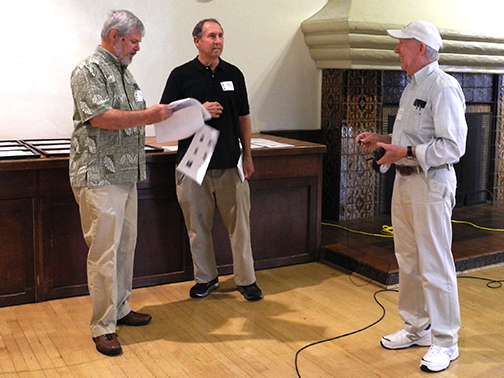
[
  {"x1": 411, "y1": 60, "x2": 439, "y2": 85},
  {"x1": 193, "y1": 56, "x2": 225, "y2": 72},
  {"x1": 95, "y1": 45, "x2": 124, "y2": 71}
]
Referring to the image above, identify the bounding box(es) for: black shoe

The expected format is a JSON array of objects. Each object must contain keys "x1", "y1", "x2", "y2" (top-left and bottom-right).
[
  {"x1": 190, "y1": 277, "x2": 220, "y2": 298},
  {"x1": 237, "y1": 282, "x2": 263, "y2": 301}
]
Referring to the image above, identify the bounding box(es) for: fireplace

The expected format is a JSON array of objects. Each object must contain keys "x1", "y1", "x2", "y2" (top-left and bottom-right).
[
  {"x1": 320, "y1": 70, "x2": 504, "y2": 221},
  {"x1": 299, "y1": 0, "x2": 504, "y2": 221},
  {"x1": 379, "y1": 105, "x2": 493, "y2": 214}
]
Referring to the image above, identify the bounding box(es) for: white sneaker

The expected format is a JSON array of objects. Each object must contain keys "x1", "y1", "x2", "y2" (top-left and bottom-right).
[
  {"x1": 380, "y1": 327, "x2": 431, "y2": 350},
  {"x1": 420, "y1": 344, "x2": 459, "y2": 372}
]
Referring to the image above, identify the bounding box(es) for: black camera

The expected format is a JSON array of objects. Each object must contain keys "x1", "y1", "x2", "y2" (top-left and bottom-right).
[{"x1": 371, "y1": 147, "x2": 390, "y2": 173}]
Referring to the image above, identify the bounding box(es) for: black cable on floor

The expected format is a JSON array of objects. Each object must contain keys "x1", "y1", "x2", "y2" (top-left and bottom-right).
[
  {"x1": 294, "y1": 273, "x2": 504, "y2": 377},
  {"x1": 302, "y1": 219, "x2": 504, "y2": 376},
  {"x1": 458, "y1": 275, "x2": 503, "y2": 288},
  {"x1": 294, "y1": 288, "x2": 398, "y2": 378}
]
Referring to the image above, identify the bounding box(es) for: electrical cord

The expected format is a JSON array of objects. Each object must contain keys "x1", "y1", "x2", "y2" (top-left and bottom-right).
[
  {"x1": 294, "y1": 271, "x2": 504, "y2": 378},
  {"x1": 321, "y1": 222, "x2": 393, "y2": 238},
  {"x1": 295, "y1": 219, "x2": 504, "y2": 377},
  {"x1": 451, "y1": 219, "x2": 504, "y2": 232},
  {"x1": 458, "y1": 275, "x2": 503, "y2": 288},
  {"x1": 322, "y1": 219, "x2": 504, "y2": 238},
  {"x1": 294, "y1": 289, "x2": 398, "y2": 378}
]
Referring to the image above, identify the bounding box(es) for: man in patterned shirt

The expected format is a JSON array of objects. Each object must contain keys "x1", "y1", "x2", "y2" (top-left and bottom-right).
[
  {"x1": 356, "y1": 21, "x2": 467, "y2": 373},
  {"x1": 70, "y1": 10, "x2": 172, "y2": 356}
]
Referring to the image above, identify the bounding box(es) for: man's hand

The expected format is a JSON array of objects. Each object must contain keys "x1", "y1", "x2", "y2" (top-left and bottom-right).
[
  {"x1": 355, "y1": 132, "x2": 391, "y2": 150},
  {"x1": 147, "y1": 104, "x2": 173, "y2": 123},
  {"x1": 203, "y1": 101, "x2": 223, "y2": 118},
  {"x1": 242, "y1": 154, "x2": 255, "y2": 179},
  {"x1": 375, "y1": 142, "x2": 408, "y2": 165}
]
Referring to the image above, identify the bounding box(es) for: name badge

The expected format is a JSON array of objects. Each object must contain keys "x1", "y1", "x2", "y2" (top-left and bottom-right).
[
  {"x1": 221, "y1": 81, "x2": 234, "y2": 91},
  {"x1": 134, "y1": 90, "x2": 144, "y2": 102}
]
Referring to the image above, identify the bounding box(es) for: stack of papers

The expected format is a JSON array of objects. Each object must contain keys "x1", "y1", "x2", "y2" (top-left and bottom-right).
[
  {"x1": 154, "y1": 98, "x2": 216, "y2": 185},
  {"x1": 251, "y1": 138, "x2": 294, "y2": 149},
  {"x1": 154, "y1": 98, "x2": 211, "y2": 143}
]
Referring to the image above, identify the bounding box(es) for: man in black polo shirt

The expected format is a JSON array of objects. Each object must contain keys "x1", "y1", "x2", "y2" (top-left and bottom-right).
[{"x1": 160, "y1": 18, "x2": 262, "y2": 301}]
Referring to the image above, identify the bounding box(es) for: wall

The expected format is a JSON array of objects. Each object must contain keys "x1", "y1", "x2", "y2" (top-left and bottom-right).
[
  {"x1": 348, "y1": 0, "x2": 503, "y2": 36},
  {"x1": 306, "y1": 0, "x2": 504, "y2": 37},
  {"x1": 302, "y1": 0, "x2": 504, "y2": 72},
  {"x1": 0, "y1": 0, "x2": 326, "y2": 139}
]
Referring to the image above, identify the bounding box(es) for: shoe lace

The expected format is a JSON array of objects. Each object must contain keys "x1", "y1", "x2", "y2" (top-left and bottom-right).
[
  {"x1": 426, "y1": 344, "x2": 452, "y2": 358},
  {"x1": 105, "y1": 333, "x2": 118, "y2": 340}
]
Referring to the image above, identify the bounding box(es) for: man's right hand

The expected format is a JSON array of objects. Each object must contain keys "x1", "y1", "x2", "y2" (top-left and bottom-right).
[
  {"x1": 147, "y1": 104, "x2": 173, "y2": 123},
  {"x1": 203, "y1": 101, "x2": 223, "y2": 118}
]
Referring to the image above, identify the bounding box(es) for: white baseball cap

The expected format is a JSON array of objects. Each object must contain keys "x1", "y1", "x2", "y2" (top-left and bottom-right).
[{"x1": 387, "y1": 21, "x2": 442, "y2": 52}]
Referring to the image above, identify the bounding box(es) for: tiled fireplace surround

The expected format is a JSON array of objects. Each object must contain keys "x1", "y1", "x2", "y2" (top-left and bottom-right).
[{"x1": 321, "y1": 69, "x2": 504, "y2": 221}]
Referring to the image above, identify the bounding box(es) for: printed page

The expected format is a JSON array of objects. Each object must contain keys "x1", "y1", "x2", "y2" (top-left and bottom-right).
[
  {"x1": 176, "y1": 124, "x2": 220, "y2": 185},
  {"x1": 154, "y1": 98, "x2": 211, "y2": 143}
]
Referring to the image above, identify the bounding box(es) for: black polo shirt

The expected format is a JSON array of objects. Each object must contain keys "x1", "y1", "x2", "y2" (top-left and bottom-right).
[{"x1": 160, "y1": 57, "x2": 250, "y2": 169}]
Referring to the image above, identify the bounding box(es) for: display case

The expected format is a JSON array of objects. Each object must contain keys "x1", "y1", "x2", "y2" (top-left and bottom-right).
[{"x1": 0, "y1": 135, "x2": 326, "y2": 307}]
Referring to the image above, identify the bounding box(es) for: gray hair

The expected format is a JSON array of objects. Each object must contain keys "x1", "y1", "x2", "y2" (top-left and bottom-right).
[
  {"x1": 424, "y1": 44, "x2": 440, "y2": 61},
  {"x1": 101, "y1": 10, "x2": 145, "y2": 40},
  {"x1": 192, "y1": 18, "x2": 222, "y2": 39}
]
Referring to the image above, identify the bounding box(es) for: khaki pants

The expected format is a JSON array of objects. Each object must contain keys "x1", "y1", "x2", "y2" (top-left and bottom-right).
[
  {"x1": 176, "y1": 168, "x2": 256, "y2": 286},
  {"x1": 73, "y1": 184, "x2": 137, "y2": 337},
  {"x1": 392, "y1": 167, "x2": 460, "y2": 347}
]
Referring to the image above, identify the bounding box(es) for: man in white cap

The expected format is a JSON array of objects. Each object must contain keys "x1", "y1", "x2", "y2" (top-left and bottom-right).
[{"x1": 356, "y1": 21, "x2": 467, "y2": 373}]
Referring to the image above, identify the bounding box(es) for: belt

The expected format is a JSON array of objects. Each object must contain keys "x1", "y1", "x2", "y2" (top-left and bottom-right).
[{"x1": 396, "y1": 164, "x2": 450, "y2": 176}]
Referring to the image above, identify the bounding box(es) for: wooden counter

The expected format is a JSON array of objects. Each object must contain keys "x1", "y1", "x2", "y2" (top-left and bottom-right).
[{"x1": 0, "y1": 135, "x2": 326, "y2": 307}]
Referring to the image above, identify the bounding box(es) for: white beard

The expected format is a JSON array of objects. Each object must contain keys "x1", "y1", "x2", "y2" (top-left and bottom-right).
[{"x1": 114, "y1": 41, "x2": 132, "y2": 67}]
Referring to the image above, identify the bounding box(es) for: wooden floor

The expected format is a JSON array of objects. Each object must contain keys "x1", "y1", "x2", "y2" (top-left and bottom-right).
[{"x1": 1, "y1": 262, "x2": 504, "y2": 377}]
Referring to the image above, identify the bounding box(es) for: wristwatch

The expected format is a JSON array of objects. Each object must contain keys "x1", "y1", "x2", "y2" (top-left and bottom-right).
[{"x1": 407, "y1": 146, "x2": 414, "y2": 159}]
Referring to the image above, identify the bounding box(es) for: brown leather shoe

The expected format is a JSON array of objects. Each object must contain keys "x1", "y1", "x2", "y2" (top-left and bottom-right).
[
  {"x1": 117, "y1": 311, "x2": 152, "y2": 326},
  {"x1": 93, "y1": 333, "x2": 122, "y2": 356}
]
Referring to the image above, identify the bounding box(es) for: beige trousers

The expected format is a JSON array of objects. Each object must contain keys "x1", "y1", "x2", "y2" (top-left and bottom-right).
[
  {"x1": 176, "y1": 168, "x2": 256, "y2": 286},
  {"x1": 392, "y1": 167, "x2": 460, "y2": 347},
  {"x1": 72, "y1": 184, "x2": 137, "y2": 337}
]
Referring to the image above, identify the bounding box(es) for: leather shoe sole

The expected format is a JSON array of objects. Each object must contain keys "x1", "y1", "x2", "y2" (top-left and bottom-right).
[
  {"x1": 93, "y1": 333, "x2": 122, "y2": 356},
  {"x1": 117, "y1": 311, "x2": 152, "y2": 326}
]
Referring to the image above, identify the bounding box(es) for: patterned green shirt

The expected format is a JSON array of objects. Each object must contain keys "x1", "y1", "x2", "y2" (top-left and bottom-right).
[{"x1": 69, "y1": 46, "x2": 146, "y2": 187}]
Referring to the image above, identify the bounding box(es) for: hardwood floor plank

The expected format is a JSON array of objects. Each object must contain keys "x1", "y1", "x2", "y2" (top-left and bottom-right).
[{"x1": 0, "y1": 262, "x2": 503, "y2": 377}]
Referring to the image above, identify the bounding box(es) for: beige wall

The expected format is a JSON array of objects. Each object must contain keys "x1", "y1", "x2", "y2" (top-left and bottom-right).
[
  {"x1": 349, "y1": 0, "x2": 503, "y2": 37},
  {"x1": 312, "y1": 0, "x2": 504, "y2": 37},
  {"x1": 0, "y1": 0, "x2": 326, "y2": 139},
  {"x1": 3, "y1": 0, "x2": 502, "y2": 140},
  {"x1": 302, "y1": 0, "x2": 504, "y2": 71}
]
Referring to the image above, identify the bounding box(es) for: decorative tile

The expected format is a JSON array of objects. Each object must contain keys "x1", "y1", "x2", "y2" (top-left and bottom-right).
[
  {"x1": 473, "y1": 88, "x2": 492, "y2": 103},
  {"x1": 462, "y1": 88, "x2": 474, "y2": 103},
  {"x1": 321, "y1": 69, "x2": 504, "y2": 219}
]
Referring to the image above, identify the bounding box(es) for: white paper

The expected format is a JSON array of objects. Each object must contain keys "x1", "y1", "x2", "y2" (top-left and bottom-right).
[
  {"x1": 162, "y1": 145, "x2": 178, "y2": 152},
  {"x1": 154, "y1": 98, "x2": 211, "y2": 143},
  {"x1": 176, "y1": 124, "x2": 220, "y2": 185},
  {"x1": 237, "y1": 154, "x2": 245, "y2": 182},
  {"x1": 250, "y1": 138, "x2": 295, "y2": 148},
  {"x1": 168, "y1": 98, "x2": 207, "y2": 113}
]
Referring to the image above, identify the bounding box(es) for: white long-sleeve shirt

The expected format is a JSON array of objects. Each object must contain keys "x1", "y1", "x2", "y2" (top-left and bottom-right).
[{"x1": 391, "y1": 61, "x2": 468, "y2": 172}]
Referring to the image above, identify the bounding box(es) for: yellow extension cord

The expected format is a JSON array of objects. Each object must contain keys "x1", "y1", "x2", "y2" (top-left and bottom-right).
[{"x1": 322, "y1": 220, "x2": 504, "y2": 238}]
